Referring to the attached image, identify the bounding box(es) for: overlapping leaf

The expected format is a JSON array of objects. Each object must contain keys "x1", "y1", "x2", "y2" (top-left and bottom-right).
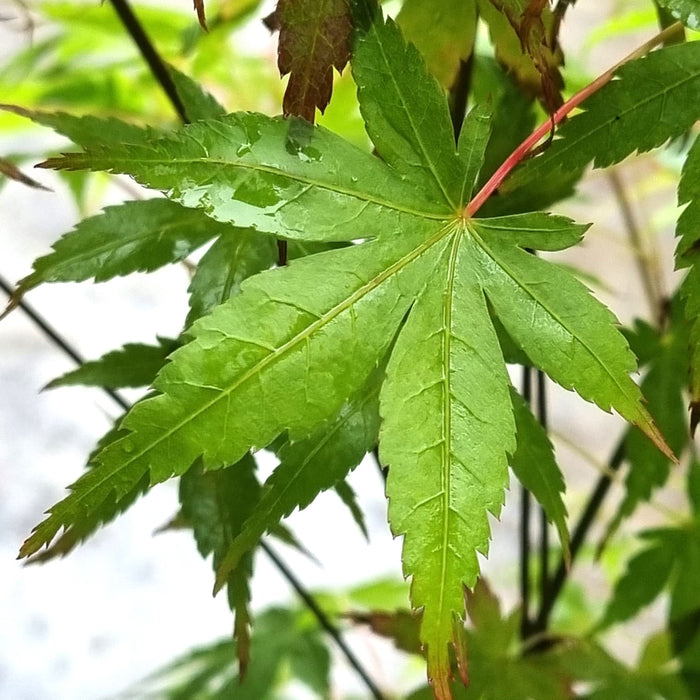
[
  {"x1": 601, "y1": 309, "x2": 689, "y2": 545},
  {"x1": 215, "y1": 367, "x2": 381, "y2": 590},
  {"x1": 509, "y1": 388, "x2": 568, "y2": 557},
  {"x1": 601, "y1": 519, "x2": 700, "y2": 680},
  {"x1": 2, "y1": 199, "x2": 233, "y2": 318},
  {"x1": 180, "y1": 455, "x2": 260, "y2": 674},
  {"x1": 186, "y1": 229, "x2": 277, "y2": 325},
  {"x1": 675, "y1": 135, "x2": 700, "y2": 431},
  {"x1": 129, "y1": 606, "x2": 330, "y2": 699},
  {"x1": 19, "y1": 6, "x2": 679, "y2": 696}
]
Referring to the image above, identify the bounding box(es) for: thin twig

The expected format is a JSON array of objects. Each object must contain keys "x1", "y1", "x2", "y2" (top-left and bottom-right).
[
  {"x1": 535, "y1": 439, "x2": 626, "y2": 630},
  {"x1": 520, "y1": 366, "x2": 533, "y2": 638},
  {"x1": 607, "y1": 169, "x2": 664, "y2": 323},
  {"x1": 0, "y1": 274, "x2": 129, "y2": 410},
  {"x1": 262, "y1": 542, "x2": 385, "y2": 700},
  {"x1": 536, "y1": 371, "x2": 549, "y2": 633},
  {"x1": 464, "y1": 21, "x2": 683, "y2": 218},
  {"x1": 107, "y1": 0, "x2": 189, "y2": 124}
]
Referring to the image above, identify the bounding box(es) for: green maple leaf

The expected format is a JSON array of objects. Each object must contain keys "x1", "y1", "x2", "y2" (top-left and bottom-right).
[
  {"x1": 20, "y1": 4, "x2": 681, "y2": 694},
  {"x1": 599, "y1": 307, "x2": 690, "y2": 547}
]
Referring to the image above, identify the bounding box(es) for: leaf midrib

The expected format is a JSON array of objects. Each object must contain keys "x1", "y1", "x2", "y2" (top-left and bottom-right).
[
  {"x1": 437, "y1": 229, "x2": 462, "y2": 629},
  {"x1": 368, "y1": 20, "x2": 457, "y2": 210},
  {"x1": 58, "y1": 153, "x2": 448, "y2": 224}
]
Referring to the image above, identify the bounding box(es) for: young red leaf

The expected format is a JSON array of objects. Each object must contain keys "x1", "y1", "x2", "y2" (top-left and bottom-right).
[{"x1": 267, "y1": 0, "x2": 353, "y2": 122}]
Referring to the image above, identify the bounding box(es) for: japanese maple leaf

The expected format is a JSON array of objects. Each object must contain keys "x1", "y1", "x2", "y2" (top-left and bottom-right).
[{"x1": 19, "y1": 2, "x2": 694, "y2": 696}]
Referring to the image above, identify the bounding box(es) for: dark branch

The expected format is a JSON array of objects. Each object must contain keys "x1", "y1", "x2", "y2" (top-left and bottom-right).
[
  {"x1": 519, "y1": 365, "x2": 533, "y2": 638},
  {"x1": 261, "y1": 542, "x2": 385, "y2": 700},
  {"x1": 535, "y1": 439, "x2": 626, "y2": 630},
  {"x1": 0, "y1": 274, "x2": 129, "y2": 411},
  {"x1": 536, "y1": 371, "x2": 549, "y2": 631},
  {"x1": 107, "y1": 0, "x2": 189, "y2": 124}
]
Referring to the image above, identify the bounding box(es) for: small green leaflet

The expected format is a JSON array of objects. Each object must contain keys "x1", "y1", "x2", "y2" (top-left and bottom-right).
[
  {"x1": 180, "y1": 456, "x2": 260, "y2": 674},
  {"x1": 598, "y1": 537, "x2": 676, "y2": 630},
  {"x1": 21, "y1": 5, "x2": 677, "y2": 696},
  {"x1": 601, "y1": 519, "x2": 700, "y2": 677},
  {"x1": 186, "y1": 229, "x2": 277, "y2": 325},
  {"x1": 167, "y1": 64, "x2": 226, "y2": 122},
  {"x1": 675, "y1": 135, "x2": 700, "y2": 432},
  {"x1": 509, "y1": 388, "x2": 568, "y2": 559},
  {"x1": 601, "y1": 308, "x2": 689, "y2": 546},
  {"x1": 46, "y1": 338, "x2": 178, "y2": 390},
  {"x1": 334, "y1": 478, "x2": 369, "y2": 538},
  {"x1": 129, "y1": 607, "x2": 331, "y2": 699},
  {"x1": 2, "y1": 198, "x2": 232, "y2": 318}
]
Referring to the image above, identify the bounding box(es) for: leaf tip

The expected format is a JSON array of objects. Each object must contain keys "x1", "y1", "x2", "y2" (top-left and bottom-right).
[
  {"x1": 193, "y1": 0, "x2": 208, "y2": 31},
  {"x1": 452, "y1": 610, "x2": 469, "y2": 687},
  {"x1": 691, "y1": 402, "x2": 700, "y2": 437},
  {"x1": 0, "y1": 294, "x2": 20, "y2": 322}
]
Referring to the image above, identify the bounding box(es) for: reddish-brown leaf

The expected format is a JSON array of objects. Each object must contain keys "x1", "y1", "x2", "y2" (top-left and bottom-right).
[
  {"x1": 266, "y1": 0, "x2": 353, "y2": 122},
  {"x1": 193, "y1": 0, "x2": 208, "y2": 31},
  {"x1": 481, "y1": 0, "x2": 564, "y2": 114}
]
